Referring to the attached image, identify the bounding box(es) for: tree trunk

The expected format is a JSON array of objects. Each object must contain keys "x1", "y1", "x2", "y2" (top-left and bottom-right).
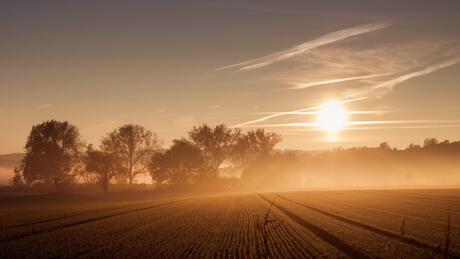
[{"x1": 128, "y1": 176, "x2": 133, "y2": 190}]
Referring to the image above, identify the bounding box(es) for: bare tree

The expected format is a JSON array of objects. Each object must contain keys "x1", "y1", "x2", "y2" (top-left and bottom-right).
[
  {"x1": 20, "y1": 120, "x2": 82, "y2": 191},
  {"x1": 102, "y1": 124, "x2": 160, "y2": 187}
]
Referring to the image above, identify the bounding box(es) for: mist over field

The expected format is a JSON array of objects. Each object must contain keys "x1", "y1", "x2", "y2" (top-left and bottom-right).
[
  {"x1": 0, "y1": 154, "x2": 22, "y2": 185},
  {"x1": 242, "y1": 141, "x2": 460, "y2": 190},
  {"x1": 0, "y1": 168, "x2": 11, "y2": 185},
  {"x1": 2, "y1": 1, "x2": 460, "y2": 258},
  {"x1": 2, "y1": 139, "x2": 459, "y2": 190}
]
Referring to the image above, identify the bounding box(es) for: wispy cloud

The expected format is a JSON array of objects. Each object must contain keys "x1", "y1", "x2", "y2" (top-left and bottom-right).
[
  {"x1": 273, "y1": 40, "x2": 460, "y2": 98},
  {"x1": 232, "y1": 97, "x2": 366, "y2": 127},
  {"x1": 240, "y1": 120, "x2": 460, "y2": 129},
  {"x1": 288, "y1": 73, "x2": 388, "y2": 90},
  {"x1": 343, "y1": 125, "x2": 460, "y2": 131},
  {"x1": 232, "y1": 107, "x2": 318, "y2": 127},
  {"x1": 287, "y1": 124, "x2": 460, "y2": 132},
  {"x1": 243, "y1": 110, "x2": 388, "y2": 116},
  {"x1": 216, "y1": 22, "x2": 390, "y2": 71},
  {"x1": 367, "y1": 57, "x2": 460, "y2": 97}
]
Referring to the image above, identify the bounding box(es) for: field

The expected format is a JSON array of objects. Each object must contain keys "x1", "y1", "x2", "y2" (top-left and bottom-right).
[{"x1": 1, "y1": 189, "x2": 459, "y2": 258}]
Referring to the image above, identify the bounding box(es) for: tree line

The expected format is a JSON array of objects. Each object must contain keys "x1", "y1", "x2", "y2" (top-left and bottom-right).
[
  {"x1": 11, "y1": 120, "x2": 281, "y2": 193},
  {"x1": 9, "y1": 120, "x2": 460, "y2": 192},
  {"x1": 242, "y1": 138, "x2": 460, "y2": 190}
]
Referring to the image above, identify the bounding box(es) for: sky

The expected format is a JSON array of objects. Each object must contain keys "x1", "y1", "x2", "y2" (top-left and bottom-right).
[{"x1": 1, "y1": 0, "x2": 460, "y2": 153}]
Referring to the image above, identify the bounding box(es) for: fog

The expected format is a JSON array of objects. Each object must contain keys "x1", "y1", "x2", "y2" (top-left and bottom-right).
[
  {"x1": 3, "y1": 135, "x2": 460, "y2": 193},
  {"x1": 240, "y1": 140, "x2": 460, "y2": 191},
  {"x1": 0, "y1": 167, "x2": 12, "y2": 185}
]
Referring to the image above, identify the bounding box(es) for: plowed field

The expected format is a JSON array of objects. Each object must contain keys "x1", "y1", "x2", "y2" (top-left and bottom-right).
[{"x1": 1, "y1": 189, "x2": 459, "y2": 258}]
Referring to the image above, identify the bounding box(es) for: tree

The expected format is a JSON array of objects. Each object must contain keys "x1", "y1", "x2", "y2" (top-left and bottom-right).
[
  {"x1": 188, "y1": 124, "x2": 240, "y2": 178},
  {"x1": 20, "y1": 120, "x2": 81, "y2": 191},
  {"x1": 75, "y1": 164, "x2": 98, "y2": 184},
  {"x1": 10, "y1": 167, "x2": 25, "y2": 188},
  {"x1": 149, "y1": 138, "x2": 204, "y2": 186},
  {"x1": 101, "y1": 124, "x2": 159, "y2": 186},
  {"x1": 85, "y1": 145, "x2": 118, "y2": 193},
  {"x1": 233, "y1": 129, "x2": 282, "y2": 168},
  {"x1": 406, "y1": 143, "x2": 421, "y2": 151},
  {"x1": 424, "y1": 138, "x2": 439, "y2": 147},
  {"x1": 379, "y1": 142, "x2": 391, "y2": 150}
]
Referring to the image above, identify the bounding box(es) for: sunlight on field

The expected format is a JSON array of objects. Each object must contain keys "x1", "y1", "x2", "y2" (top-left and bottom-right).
[{"x1": 0, "y1": 190, "x2": 458, "y2": 258}]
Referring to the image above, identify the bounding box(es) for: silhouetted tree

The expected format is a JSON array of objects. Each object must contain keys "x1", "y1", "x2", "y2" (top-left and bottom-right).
[
  {"x1": 85, "y1": 145, "x2": 118, "y2": 193},
  {"x1": 101, "y1": 124, "x2": 159, "y2": 187},
  {"x1": 424, "y1": 138, "x2": 439, "y2": 147},
  {"x1": 150, "y1": 138, "x2": 204, "y2": 186},
  {"x1": 406, "y1": 143, "x2": 421, "y2": 151},
  {"x1": 188, "y1": 124, "x2": 240, "y2": 178},
  {"x1": 20, "y1": 120, "x2": 81, "y2": 191},
  {"x1": 379, "y1": 142, "x2": 391, "y2": 150},
  {"x1": 233, "y1": 129, "x2": 282, "y2": 168},
  {"x1": 75, "y1": 164, "x2": 98, "y2": 184},
  {"x1": 9, "y1": 167, "x2": 25, "y2": 188},
  {"x1": 441, "y1": 139, "x2": 450, "y2": 145}
]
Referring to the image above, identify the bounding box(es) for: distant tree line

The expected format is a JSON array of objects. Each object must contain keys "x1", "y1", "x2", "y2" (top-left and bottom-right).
[
  {"x1": 242, "y1": 139, "x2": 460, "y2": 190},
  {"x1": 11, "y1": 120, "x2": 281, "y2": 193},
  {"x1": 9, "y1": 120, "x2": 460, "y2": 192}
]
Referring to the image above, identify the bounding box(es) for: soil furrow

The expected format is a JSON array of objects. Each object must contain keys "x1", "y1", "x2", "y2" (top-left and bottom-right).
[
  {"x1": 3, "y1": 205, "x2": 131, "y2": 230},
  {"x1": 275, "y1": 193, "x2": 460, "y2": 258},
  {"x1": 259, "y1": 194, "x2": 371, "y2": 259},
  {"x1": 1, "y1": 198, "x2": 188, "y2": 243}
]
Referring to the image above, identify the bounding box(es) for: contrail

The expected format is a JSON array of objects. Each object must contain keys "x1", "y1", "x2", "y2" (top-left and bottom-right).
[
  {"x1": 371, "y1": 57, "x2": 460, "y2": 96},
  {"x1": 232, "y1": 107, "x2": 318, "y2": 127},
  {"x1": 247, "y1": 110, "x2": 387, "y2": 115},
  {"x1": 344, "y1": 125, "x2": 460, "y2": 130},
  {"x1": 284, "y1": 124, "x2": 460, "y2": 132},
  {"x1": 216, "y1": 22, "x2": 390, "y2": 71},
  {"x1": 232, "y1": 97, "x2": 366, "y2": 127},
  {"x1": 240, "y1": 120, "x2": 460, "y2": 128},
  {"x1": 347, "y1": 120, "x2": 460, "y2": 125},
  {"x1": 288, "y1": 73, "x2": 389, "y2": 90}
]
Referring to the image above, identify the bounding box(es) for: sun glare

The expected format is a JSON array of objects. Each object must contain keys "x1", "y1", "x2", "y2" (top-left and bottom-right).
[{"x1": 317, "y1": 101, "x2": 349, "y2": 132}]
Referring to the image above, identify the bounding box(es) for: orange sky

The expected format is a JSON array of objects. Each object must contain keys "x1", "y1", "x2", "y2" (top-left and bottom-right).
[{"x1": 1, "y1": 1, "x2": 460, "y2": 153}]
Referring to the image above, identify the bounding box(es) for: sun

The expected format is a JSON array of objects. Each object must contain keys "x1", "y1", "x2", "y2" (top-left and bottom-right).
[{"x1": 317, "y1": 101, "x2": 349, "y2": 132}]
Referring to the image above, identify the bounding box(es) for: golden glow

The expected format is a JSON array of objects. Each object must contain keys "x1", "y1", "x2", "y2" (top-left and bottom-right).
[{"x1": 317, "y1": 101, "x2": 349, "y2": 132}]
